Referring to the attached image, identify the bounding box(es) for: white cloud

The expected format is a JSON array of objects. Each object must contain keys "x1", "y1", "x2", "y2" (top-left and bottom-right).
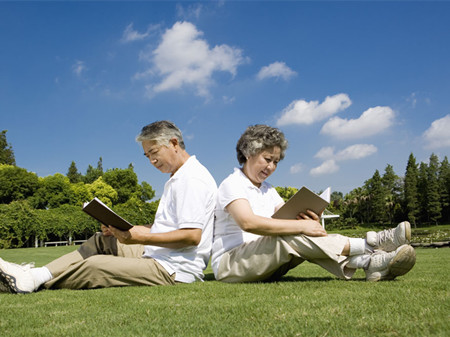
[
  {"x1": 334, "y1": 144, "x2": 378, "y2": 161},
  {"x1": 257, "y1": 62, "x2": 297, "y2": 81},
  {"x1": 140, "y1": 21, "x2": 245, "y2": 98},
  {"x1": 121, "y1": 23, "x2": 157, "y2": 43},
  {"x1": 423, "y1": 114, "x2": 450, "y2": 149},
  {"x1": 290, "y1": 163, "x2": 304, "y2": 174},
  {"x1": 72, "y1": 60, "x2": 86, "y2": 77},
  {"x1": 310, "y1": 144, "x2": 377, "y2": 176},
  {"x1": 314, "y1": 146, "x2": 335, "y2": 160},
  {"x1": 276, "y1": 93, "x2": 351, "y2": 126},
  {"x1": 321, "y1": 106, "x2": 394, "y2": 139},
  {"x1": 310, "y1": 160, "x2": 339, "y2": 176}
]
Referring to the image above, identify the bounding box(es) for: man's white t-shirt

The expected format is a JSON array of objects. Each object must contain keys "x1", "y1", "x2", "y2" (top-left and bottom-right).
[
  {"x1": 143, "y1": 156, "x2": 217, "y2": 283},
  {"x1": 211, "y1": 168, "x2": 284, "y2": 276}
]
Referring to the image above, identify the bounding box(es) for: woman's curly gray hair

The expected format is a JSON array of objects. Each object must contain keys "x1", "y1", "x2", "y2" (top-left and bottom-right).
[{"x1": 236, "y1": 125, "x2": 288, "y2": 165}]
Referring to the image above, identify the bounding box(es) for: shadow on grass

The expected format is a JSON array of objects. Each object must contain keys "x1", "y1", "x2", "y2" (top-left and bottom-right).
[
  {"x1": 203, "y1": 273, "x2": 366, "y2": 283},
  {"x1": 270, "y1": 276, "x2": 336, "y2": 283},
  {"x1": 275, "y1": 276, "x2": 365, "y2": 283}
]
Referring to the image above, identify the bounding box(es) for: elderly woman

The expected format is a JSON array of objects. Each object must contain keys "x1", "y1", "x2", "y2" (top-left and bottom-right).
[{"x1": 211, "y1": 125, "x2": 416, "y2": 283}]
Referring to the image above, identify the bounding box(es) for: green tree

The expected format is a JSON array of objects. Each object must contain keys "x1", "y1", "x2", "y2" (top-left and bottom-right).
[
  {"x1": 82, "y1": 157, "x2": 104, "y2": 184},
  {"x1": 404, "y1": 153, "x2": 419, "y2": 227},
  {"x1": 0, "y1": 200, "x2": 37, "y2": 248},
  {"x1": 417, "y1": 162, "x2": 429, "y2": 223},
  {"x1": 0, "y1": 130, "x2": 15, "y2": 165},
  {"x1": 113, "y1": 197, "x2": 159, "y2": 226},
  {"x1": 343, "y1": 189, "x2": 359, "y2": 220},
  {"x1": 365, "y1": 170, "x2": 386, "y2": 224},
  {"x1": 439, "y1": 156, "x2": 450, "y2": 222},
  {"x1": 382, "y1": 164, "x2": 401, "y2": 225},
  {"x1": 103, "y1": 166, "x2": 139, "y2": 204},
  {"x1": 87, "y1": 176, "x2": 118, "y2": 207},
  {"x1": 382, "y1": 164, "x2": 397, "y2": 193},
  {"x1": 97, "y1": 157, "x2": 103, "y2": 173},
  {"x1": 67, "y1": 161, "x2": 82, "y2": 183},
  {"x1": 42, "y1": 205, "x2": 99, "y2": 243},
  {"x1": 275, "y1": 186, "x2": 298, "y2": 202},
  {"x1": 329, "y1": 191, "x2": 344, "y2": 214},
  {"x1": 427, "y1": 153, "x2": 442, "y2": 225},
  {"x1": 71, "y1": 182, "x2": 93, "y2": 207},
  {"x1": 30, "y1": 173, "x2": 75, "y2": 209},
  {"x1": 0, "y1": 165, "x2": 39, "y2": 204},
  {"x1": 83, "y1": 164, "x2": 102, "y2": 184},
  {"x1": 343, "y1": 187, "x2": 370, "y2": 224},
  {"x1": 139, "y1": 181, "x2": 156, "y2": 202}
]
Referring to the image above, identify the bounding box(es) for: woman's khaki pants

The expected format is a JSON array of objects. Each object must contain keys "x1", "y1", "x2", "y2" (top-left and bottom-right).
[{"x1": 216, "y1": 234, "x2": 356, "y2": 283}]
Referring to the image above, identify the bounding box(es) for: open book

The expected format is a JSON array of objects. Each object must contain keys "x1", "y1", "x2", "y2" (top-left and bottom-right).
[
  {"x1": 82, "y1": 197, "x2": 133, "y2": 230},
  {"x1": 272, "y1": 186, "x2": 330, "y2": 220}
]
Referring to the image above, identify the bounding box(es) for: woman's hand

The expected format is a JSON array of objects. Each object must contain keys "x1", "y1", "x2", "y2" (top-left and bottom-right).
[
  {"x1": 296, "y1": 209, "x2": 321, "y2": 221},
  {"x1": 297, "y1": 210, "x2": 327, "y2": 237},
  {"x1": 298, "y1": 221, "x2": 327, "y2": 237}
]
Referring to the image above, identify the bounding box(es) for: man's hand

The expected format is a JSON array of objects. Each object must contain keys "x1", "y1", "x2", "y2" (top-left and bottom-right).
[
  {"x1": 108, "y1": 225, "x2": 150, "y2": 245},
  {"x1": 100, "y1": 224, "x2": 114, "y2": 236},
  {"x1": 108, "y1": 225, "x2": 201, "y2": 248}
]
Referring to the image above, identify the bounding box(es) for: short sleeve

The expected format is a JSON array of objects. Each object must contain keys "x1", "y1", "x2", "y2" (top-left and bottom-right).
[
  {"x1": 268, "y1": 185, "x2": 284, "y2": 209},
  {"x1": 172, "y1": 177, "x2": 215, "y2": 229},
  {"x1": 217, "y1": 176, "x2": 248, "y2": 211}
]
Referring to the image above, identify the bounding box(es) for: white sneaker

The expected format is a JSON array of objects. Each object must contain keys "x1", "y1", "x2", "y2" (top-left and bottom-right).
[
  {"x1": 0, "y1": 258, "x2": 38, "y2": 294},
  {"x1": 365, "y1": 245, "x2": 416, "y2": 282},
  {"x1": 366, "y1": 221, "x2": 411, "y2": 252}
]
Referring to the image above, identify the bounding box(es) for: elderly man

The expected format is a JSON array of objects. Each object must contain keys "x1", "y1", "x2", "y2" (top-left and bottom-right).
[{"x1": 0, "y1": 121, "x2": 217, "y2": 293}]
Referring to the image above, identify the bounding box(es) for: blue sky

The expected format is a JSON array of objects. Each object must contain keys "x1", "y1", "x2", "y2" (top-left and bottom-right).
[{"x1": 1, "y1": 1, "x2": 449, "y2": 198}]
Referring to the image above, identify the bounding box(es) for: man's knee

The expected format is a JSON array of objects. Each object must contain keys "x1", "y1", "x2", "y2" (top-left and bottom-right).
[{"x1": 78, "y1": 233, "x2": 118, "y2": 259}]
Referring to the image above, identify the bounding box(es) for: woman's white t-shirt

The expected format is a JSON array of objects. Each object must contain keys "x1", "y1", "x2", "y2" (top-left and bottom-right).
[{"x1": 211, "y1": 168, "x2": 284, "y2": 276}]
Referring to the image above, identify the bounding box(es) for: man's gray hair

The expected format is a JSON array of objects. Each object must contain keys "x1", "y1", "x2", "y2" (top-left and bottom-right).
[
  {"x1": 136, "y1": 120, "x2": 185, "y2": 149},
  {"x1": 236, "y1": 125, "x2": 288, "y2": 165}
]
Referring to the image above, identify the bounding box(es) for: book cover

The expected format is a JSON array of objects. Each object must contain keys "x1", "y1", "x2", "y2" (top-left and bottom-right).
[
  {"x1": 82, "y1": 197, "x2": 133, "y2": 230},
  {"x1": 272, "y1": 186, "x2": 330, "y2": 220}
]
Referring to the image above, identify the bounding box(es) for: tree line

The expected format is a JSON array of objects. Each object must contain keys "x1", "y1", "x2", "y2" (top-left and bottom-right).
[
  {"x1": 0, "y1": 130, "x2": 158, "y2": 248},
  {"x1": 277, "y1": 153, "x2": 450, "y2": 229},
  {"x1": 1, "y1": 130, "x2": 449, "y2": 248}
]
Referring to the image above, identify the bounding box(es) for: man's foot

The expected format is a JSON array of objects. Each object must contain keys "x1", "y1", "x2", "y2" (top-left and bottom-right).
[
  {"x1": 366, "y1": 221, "x2": 411, "y2": 252},
  {"x1": 0, "y1": 258, "x2": 37, "y2": 294},
  {"x1": 365, "y1": 245, "x2": 416, "y2": 282}
]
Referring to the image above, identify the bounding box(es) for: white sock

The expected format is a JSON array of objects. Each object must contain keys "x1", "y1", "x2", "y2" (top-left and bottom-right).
[
  {"x1": 30, "y1": 267, "x2": 53, "y2": 288},
  {"x1": 348, "y1": 238, "x2": 374, "y2": 256},
  {"x1": 346, "y1": 254, "x2": 371, "y2": 269}
]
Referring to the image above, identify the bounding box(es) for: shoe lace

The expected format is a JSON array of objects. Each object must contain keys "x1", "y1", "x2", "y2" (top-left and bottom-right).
[
  {"x1": 371, "y1": 249, "x2": 395, "y2": 268},
  {"x1": 377, "y1": 228, "x2": 394, "y2": 245}
]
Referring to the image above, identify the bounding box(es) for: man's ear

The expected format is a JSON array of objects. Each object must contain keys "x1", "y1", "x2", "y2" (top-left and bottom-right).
[{"x1": 169, "y1": 138, "x2": 179, "y2": 148}]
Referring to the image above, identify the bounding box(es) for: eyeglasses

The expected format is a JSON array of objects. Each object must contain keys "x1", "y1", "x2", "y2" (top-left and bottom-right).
[{"x1": 143, "y1": 146, "x2": 162, "y2": 161}]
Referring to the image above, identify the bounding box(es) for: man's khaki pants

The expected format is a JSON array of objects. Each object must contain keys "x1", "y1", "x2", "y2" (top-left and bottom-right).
[
  {"x1": 217, "y1": 234, "x2": 356, "y2": 283},
  {"x1": 43, "y1": 233, "x2": 176, "y2": 289}
]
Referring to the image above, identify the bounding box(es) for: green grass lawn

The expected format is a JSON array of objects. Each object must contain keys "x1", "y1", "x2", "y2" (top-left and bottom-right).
[{"x1": 0, "y1": 245, "x2": 449, "y2": 336}]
